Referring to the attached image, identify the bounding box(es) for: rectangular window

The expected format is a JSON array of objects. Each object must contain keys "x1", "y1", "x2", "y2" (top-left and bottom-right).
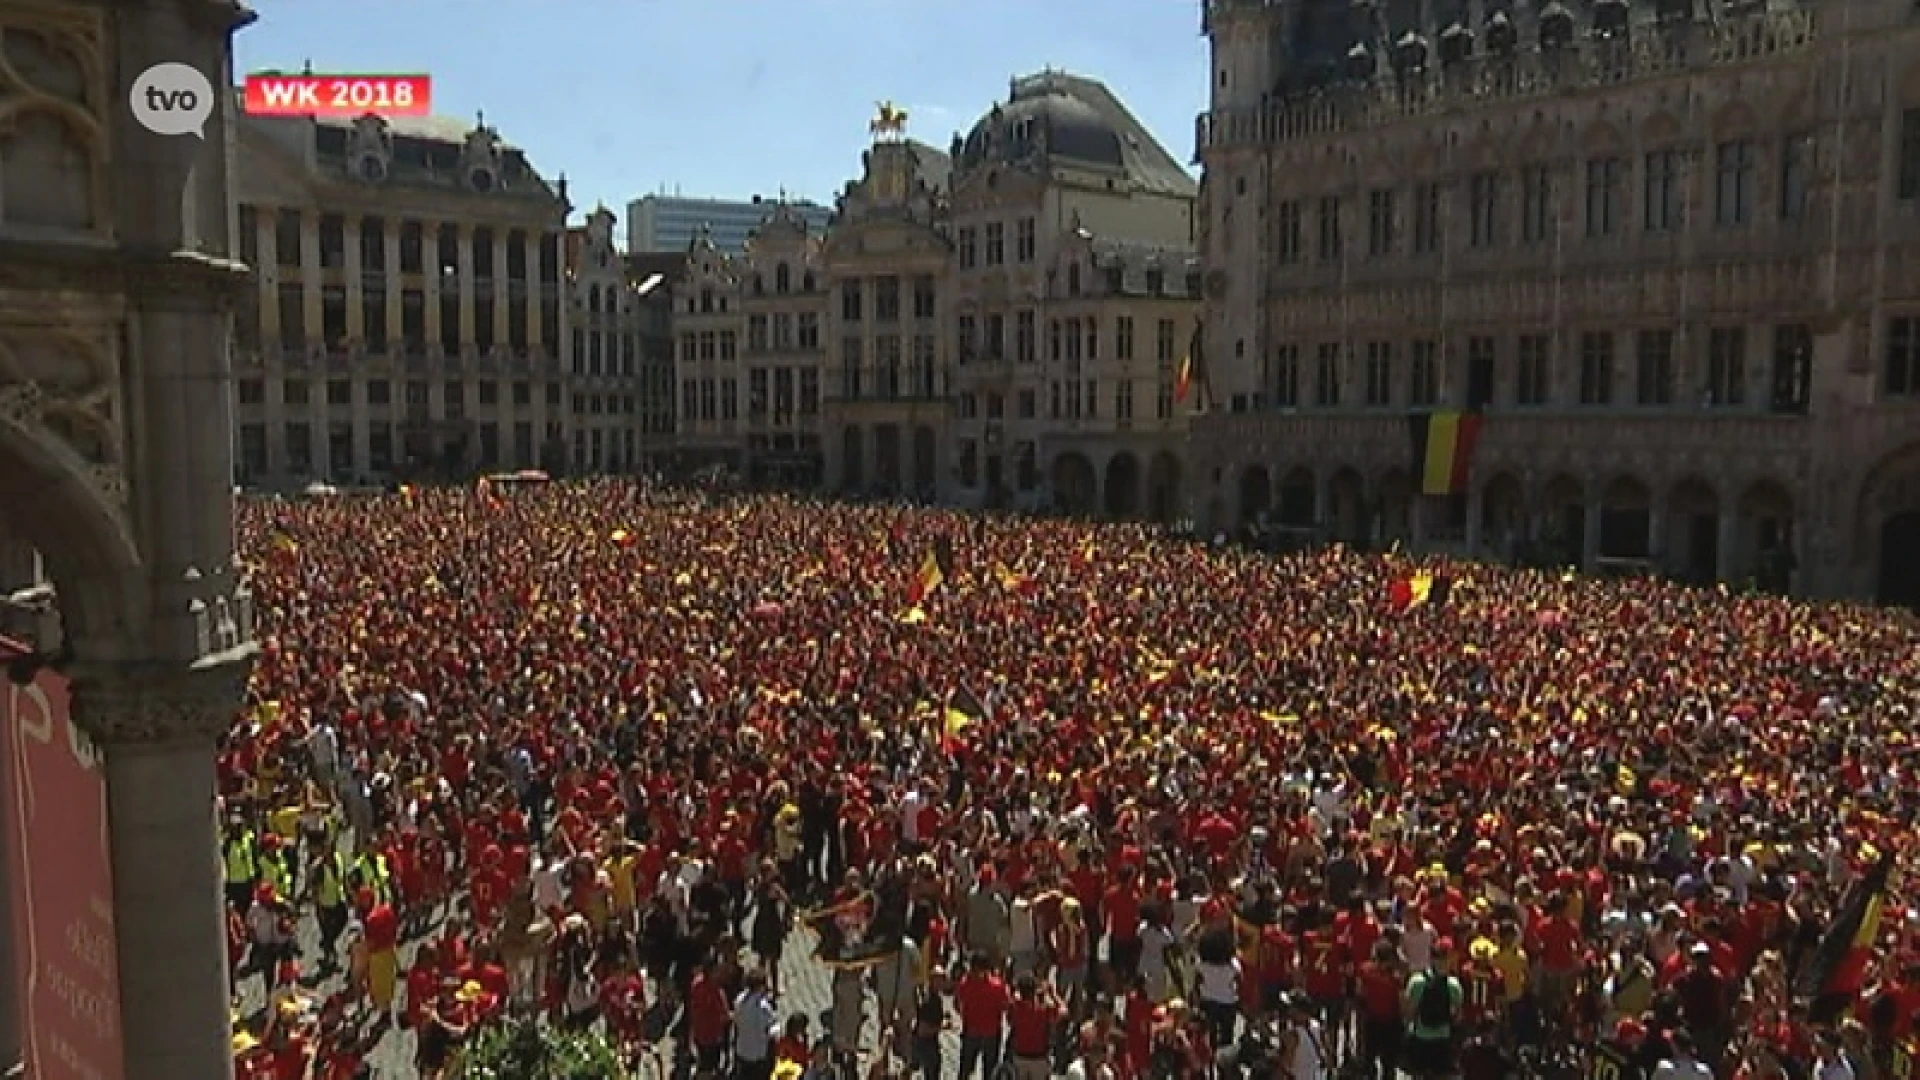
[
  {"x1": 1707, "y1": 327, "x2": 1747, "y2": 405},
  {"x1": 1410, "y1": 339, "x2": 1440, "y2": 406},
  {"x1": 1314, "y1": 343, "x2": 1341, "y2": 406},
  {"x1": 1585, "y1": 157, "x2": 1624, "y2": 238},
  {"x1": 840, "y1": 281, "x2": 862, "y2": 321},
  {"x1": 1316, "y1": 196, "x2": 1342, "y2": 261},
  {"x1": 957, "y1": 227, "x2": 977, "y2": 269},
  {"x1": 1016, "y1": 310, "x2": 1036, "y2": 363},
  {"x1": 1469, "y1": 171, "x2": 1499, "y2": 248},
  {"x1": 1516, "y1": 334, "x2": 1551, "y2": 405},
  {"x1": 1889, "y1": 315, "x2": 1920, "y2": 395},
  {"x1": 1364, "y1": 341, "x2": 1393, "y2": 406},
  {"x1": 1275, "y1": 200, "x2": 1303, "y2": 263},
  {"x1": 1715, "y1": 140, "x2": 1755, "y2": 226},
  {"x1": 1781, "y1": 134, "x2": 1813, "y2": 221},
  {"x1": 1521, "y1": 166, "x2": 1553, "y2": 246},
  {"x1": 985, "y1": 314, "x2": 1005, "y2": 360},
  {"x1": 1115, "y1": 380, "x2": 1135, "y2": 420},
  {"x1": 984, "y1": 222, "x2": 1005, "y2": 265},
  {"x1": 1272, "y1": 344, "x2": 1300, "y2": 407},
  {"x1": 912, "y1": 275, "x2": 937, "y2": 319},
  {"x1": 1367, "y1": 188, "x2": 1395, "y2": 256},
  {"x1": 840, "y1": 336, "x2": 862, "y2": 398},
  {"x1": 1899, "y1": 109, "x2": 1920, "y2": 202},
  {"x1": 747, "y1": 314, "x2": 768, "y2": 353},
  {"x1": 1634, "y1": 329, "x2": 1674, "y2": 405},
  {"x1": 1772, "y1": 323, "x2": 1813, "y2": 413},
  {"x1": 1578, "y1": 331, "x2": 1614, "y2": 405},
  {"x1": 1643, "y1": 150, "x2": 1680, "y2": 233},
  {"x1": 956, "y1": 314, "x2": 976, "y2": 365},
  {"x1": 1015, "y1": 217, "x2": 1036, "y2": 262},
  {"x1": 874, "y1": 276, "x2": 900, "y2": 322},
  {"x1": 1116, "y1": 316, "x2": 1135, "y2": 360},
  {"x1": 1413, "y1": 182, "x2": 1441, "y2": 254}
]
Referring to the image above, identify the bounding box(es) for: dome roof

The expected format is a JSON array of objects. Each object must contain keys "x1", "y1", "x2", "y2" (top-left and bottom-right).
[{"x1": 960, "y1": 73, "x2": 1125, "y2": 171}]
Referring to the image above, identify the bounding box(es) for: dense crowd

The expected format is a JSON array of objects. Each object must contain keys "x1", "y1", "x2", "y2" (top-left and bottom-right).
[{"x1": 216, "y1": 479, "x2": 1920, "y2": 1079}]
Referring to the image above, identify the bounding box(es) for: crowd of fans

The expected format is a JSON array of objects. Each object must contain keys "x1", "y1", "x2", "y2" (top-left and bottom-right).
[{"x1": 217, "y1": 479, "x2": 1919, "y2": 1079}]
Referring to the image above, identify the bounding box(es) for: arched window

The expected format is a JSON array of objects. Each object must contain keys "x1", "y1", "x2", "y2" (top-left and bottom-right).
[{"x1": 776, "y1": 264, "x2": 791, "y2": 293}]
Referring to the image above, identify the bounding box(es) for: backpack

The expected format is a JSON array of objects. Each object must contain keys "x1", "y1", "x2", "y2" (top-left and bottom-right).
[{"x1": 1417, "y1": 970, "x2": 1453, "y2": 1027}]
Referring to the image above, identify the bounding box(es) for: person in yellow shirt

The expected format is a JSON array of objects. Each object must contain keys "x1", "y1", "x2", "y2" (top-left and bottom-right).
[
  {"x1": 604, "y1": 839, "x2": 640, "y2": 928},
  {"x1": 1489, "y1": 921, "x2": 1530, "y2": 1006}
]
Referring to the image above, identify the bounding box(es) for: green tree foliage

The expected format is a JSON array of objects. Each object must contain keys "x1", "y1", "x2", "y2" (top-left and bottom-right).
[{"x1": 449, "y1": 1018, "x2": 631, "y2": 1080}]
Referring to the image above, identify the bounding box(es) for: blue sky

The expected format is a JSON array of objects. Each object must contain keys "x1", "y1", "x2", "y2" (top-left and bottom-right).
[{"x1": 235, "y1": 0, "x2": 1209, "y2": 224}]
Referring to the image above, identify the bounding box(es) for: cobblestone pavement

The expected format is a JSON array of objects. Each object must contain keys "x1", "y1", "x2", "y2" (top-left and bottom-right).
[{"x1": 237, "y1": 897, "x2": 965, "y2": 1079}]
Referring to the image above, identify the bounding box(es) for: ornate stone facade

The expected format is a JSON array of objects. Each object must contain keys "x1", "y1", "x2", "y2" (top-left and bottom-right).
[
  {"x1": 1193, "y1": 0, "x2": 1920, "y2": 603},
  {"x1": 231, "y1": 108, "x2": 572, "y2": 486},
  {"x1": 670, "y1": 205, "x2": 829, "y2": 483},
  {"x1": 564, "y1": 206, "x2": 674, "y2": 473},
  {"x1": 0, "y1": 0, "x2": 260, "y2": 1075}
]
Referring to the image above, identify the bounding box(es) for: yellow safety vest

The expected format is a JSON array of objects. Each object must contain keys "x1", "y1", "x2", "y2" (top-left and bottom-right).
[
  {"x1": 354, "y1": 854, "x2": 390, "y2": 902},
  {"x1": 315, "y1": 854, "x2": 347, "y2": 909},
  {"x1": 261, "y1": 853, "x2": 290, "y2": 897},
  {"x1": 223, "y1": 834, "x2": 256, "y2": 884}
]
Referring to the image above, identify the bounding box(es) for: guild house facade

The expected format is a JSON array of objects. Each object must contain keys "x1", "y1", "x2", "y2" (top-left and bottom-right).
[
  {"x1": 1193, "y1": 0, "x2": 1920, "y2": 604},
  {"x1": 821, "y1": 76, "x2": 1206, "y2": 512},
  {"x1": 232, "y1": 110, "x2": 572, "y2": 486}
]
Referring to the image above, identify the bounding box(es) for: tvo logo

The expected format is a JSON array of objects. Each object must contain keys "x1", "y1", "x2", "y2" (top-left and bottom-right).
[{"x1": 128, "y1": 62, "x2": 214, "y2": 138}]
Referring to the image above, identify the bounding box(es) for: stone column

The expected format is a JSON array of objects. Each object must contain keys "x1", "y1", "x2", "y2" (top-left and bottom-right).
[
  {"x1": 527, "y1": 232, "x2": 546, "y2": 350},
  {"x1": 1717, "y1": 509, "x2": 1740, "y2": 583},
  {"x1": 423, "y1": 221, "x2": 443, "y2": 345},
  {"x1": 383, "y1": 220, "x2": 403, "y2": 347},
  {"x1": 492, "y1": 229, "x2": 511, "y2": 344},
  {"x1": 1583, "y1": 494, "x2": 1603, "y2": 569},
  {"x1": 72, "y1": 664, "x2": 247, "y2": 1080},
  {"x1": 342, "y1": 216, "x2": 363, "y2": 340},
  {"x1": 456, "y1": 224, "x2": 477, "y2": 347},
  {"x1": 299, "y1": 211, "x2": 321, "y2": 342}
]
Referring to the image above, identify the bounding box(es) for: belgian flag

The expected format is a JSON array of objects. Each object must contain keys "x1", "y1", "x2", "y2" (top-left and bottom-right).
[
  {"x1": 1797, "y1": 852, "x2": 1893, "y2": 1013},
  {"x1": 907, "y1": 548, "x2": 944, "y2": 605},
  {"x1": 941, "y1": 686, "x2": 988, "y2": 750},
  {"x1": 1408, "y1": 412, "x2": 1485, "y2": 496}
]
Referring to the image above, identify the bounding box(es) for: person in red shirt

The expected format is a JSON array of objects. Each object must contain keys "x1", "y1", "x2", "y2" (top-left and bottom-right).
[
  {"x1": 1105, "y1": 866, "x2": 1145, "y2": 987},
  {"x1": 402, "y1": 952, "x2": 439, "y2": 1031},
  {"x1": 1006, "y1": 972, "x2": 1065, "y2": 1080},
  {"x1": 954, "y1": 952, "x2": 1011, "y2": 1080},
  {"x1": 1356, "y1": 939, "x2": 1405, "y2": 1079},
  {"x1": 1300, "y1": 913, "x2": 1351, "y2": 1067},
  {"x1": 686, "y1": 959, "x2": 733, "y2": 1075},
  {"x1": 599, "y1": 959, "x2": 648, "y2": 1059},
  {"x1": 1532, "y1": 892, "x2": 1585, "y2": 1023}
]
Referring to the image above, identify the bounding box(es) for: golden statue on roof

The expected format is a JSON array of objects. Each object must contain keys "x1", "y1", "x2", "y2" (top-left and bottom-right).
[{"x1": 870, "y1": 101, "x2": 908, "y2": 140}]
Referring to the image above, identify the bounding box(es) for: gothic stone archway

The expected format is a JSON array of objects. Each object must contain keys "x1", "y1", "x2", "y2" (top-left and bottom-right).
[
  {"x1": 0, "y1": 1, "x2": 258, "y2": 1074},
  {"x1": 1859, "y1": 442, "x2": 1920, "y2": 608},
  {"x1": 1051, "y1": 452, "x2": 1096, "y2": 515}
]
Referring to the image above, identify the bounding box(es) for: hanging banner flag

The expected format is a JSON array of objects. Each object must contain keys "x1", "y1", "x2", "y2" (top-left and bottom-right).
[{"x1": 1408, "y1": 412, "x2": 1484, "y2": 496}]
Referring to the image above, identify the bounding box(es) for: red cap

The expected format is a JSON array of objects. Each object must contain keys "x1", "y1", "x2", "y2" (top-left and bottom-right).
[
  {"x1": 1615, "y1": 1018, "x2": 1646, "y2": 1043},
  {"x1": 1434, "y1": 937, "x2": 1455, "y2": 954}
]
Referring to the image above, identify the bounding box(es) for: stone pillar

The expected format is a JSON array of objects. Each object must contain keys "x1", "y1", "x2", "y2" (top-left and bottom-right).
[
  {"x1": 1582, "y1": 494, "x2": 1603, "y2": 569},
  {"x1": 492, "y1": 229, "x2": 511, "y2": 345},
  {"x1": 1648, "y1": 499, "x2": 1668, "y2": 573},
  {"x1": 383, "y1": 220, "x2": 403, "y2": 347},
  {"x1": 527, "y1": 232, "x2": 545, "y2": 351},
  {"x1": 255, "y1": 210, "x2": 279, "y2": 342},
  {"x1": 456, "y1": 224, "x2": 476, "y2": 347},
  {"x1": 72, "y1": 666, "x2": 246, "y2": 1080},
  {"x1": 342, "y1": 216, "x2": 363, "y2": 340},
  {"x1": 299, "y1": 211, "x2": 321, "y2": 341},
  {"x1": 423, "y1": 221, "x2": 443, "y2": 345},
  {"x1": 1717, "y1": 509, "x2": 1740, "y2": 583}
]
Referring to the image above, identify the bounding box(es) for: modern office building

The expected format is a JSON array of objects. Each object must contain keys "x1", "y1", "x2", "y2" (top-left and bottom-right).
[
  {"x1": 627, "y1": 193, "x2": 833, "y2": 256},
  {"x1": 232, "y1": 110, "x2": 572, "y2": 486},
  {"x1": 1191, "y1": 0, "x2": 1920, "y2": 603}
]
